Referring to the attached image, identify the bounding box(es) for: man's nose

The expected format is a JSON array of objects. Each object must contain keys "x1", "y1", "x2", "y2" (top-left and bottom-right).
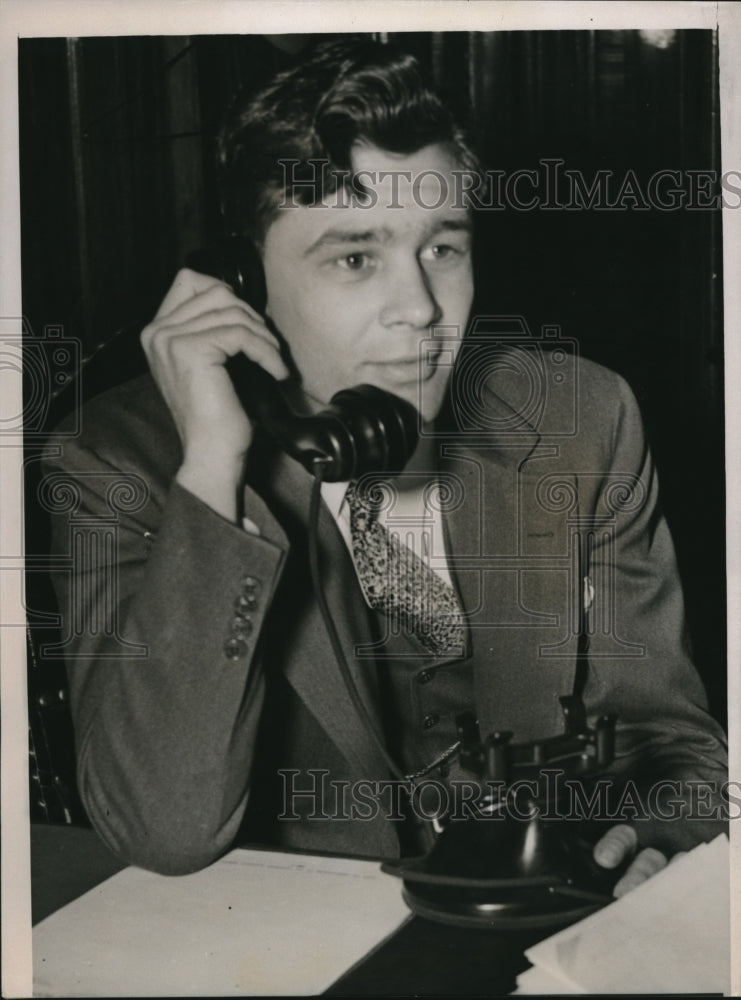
[{"x1": 379, "y1": 259, "x2": 442, "y2": 330}]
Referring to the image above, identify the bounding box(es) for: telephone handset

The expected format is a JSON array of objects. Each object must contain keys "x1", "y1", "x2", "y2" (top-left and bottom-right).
[
  {"x1": 187, "y1": 240, "x2": 419, "y2": 482},
  {"x1": 227, "y1": 353, "x2": 419, "y2": 482}
]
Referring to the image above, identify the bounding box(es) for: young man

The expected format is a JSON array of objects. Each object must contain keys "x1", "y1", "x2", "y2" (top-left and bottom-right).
[{"x1": 46, "y1": 39, "x2": 727, "y2": 895}]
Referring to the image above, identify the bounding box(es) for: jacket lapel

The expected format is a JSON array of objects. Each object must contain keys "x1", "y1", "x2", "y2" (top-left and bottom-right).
[
  {"x1": 439, "y1": 388, "x2": 579, "y2": 741},
  {"x1": 250, "y1": 445, "x2": 390, "y2": 780}
]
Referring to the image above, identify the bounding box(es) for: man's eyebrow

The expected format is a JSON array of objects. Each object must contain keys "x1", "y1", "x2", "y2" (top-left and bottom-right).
[
  {"x1": 432, "y1": 218, "x2": 473, "y2": 235},
  {"x1": 303, "y1": 227, "x2": 392, "y2": 256},
  {"x1": 303, "y1": 216, "x2": 472, "y2": 257}
]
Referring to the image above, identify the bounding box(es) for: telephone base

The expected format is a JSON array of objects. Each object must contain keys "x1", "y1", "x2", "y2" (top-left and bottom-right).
[{"x1": 400, "y1": 881, "x2": 606, "y2": 931}]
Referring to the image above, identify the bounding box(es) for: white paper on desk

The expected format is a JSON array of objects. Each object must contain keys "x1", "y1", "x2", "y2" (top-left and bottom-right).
[
  {"x1": 513, "y1": 962, "x2": 581, "y2": 994},
  {"x1": 33, "y1": 848, "x2": 410, "y2": 997},
  {"x1": 522, "y1": 834, "x2": 730, "y2": 995}
]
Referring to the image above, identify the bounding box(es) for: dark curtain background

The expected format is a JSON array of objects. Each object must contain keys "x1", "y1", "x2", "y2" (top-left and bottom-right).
[{"x1": 20, "y1": 31, "x2": 725, "y2": 822}]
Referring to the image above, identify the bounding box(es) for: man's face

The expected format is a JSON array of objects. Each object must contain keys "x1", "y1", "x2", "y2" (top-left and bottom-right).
[{"x1": 262, "y1": 143, "x2": 474, "y2": 424}]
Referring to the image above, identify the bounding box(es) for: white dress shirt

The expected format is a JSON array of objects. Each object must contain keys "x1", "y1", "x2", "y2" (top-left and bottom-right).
[{"x1": 321, "y1": 475, "x2": 455, "y2": 591}]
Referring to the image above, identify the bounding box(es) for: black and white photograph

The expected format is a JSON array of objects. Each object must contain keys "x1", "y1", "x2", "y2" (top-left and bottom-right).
[{"x1": 1, "y1": 1, "x2": 739, "y2": 996}]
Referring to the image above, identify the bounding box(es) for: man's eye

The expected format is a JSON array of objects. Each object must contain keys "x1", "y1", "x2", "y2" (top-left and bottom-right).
[
  {"x1": 422, "y1": 243, "x2": 462, "y2": 262},
  {"x1": 337, "y1": 253, "x2": 372, "y2": 271}
]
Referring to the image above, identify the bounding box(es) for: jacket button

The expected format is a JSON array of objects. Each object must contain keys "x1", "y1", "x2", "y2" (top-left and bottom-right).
[
  {"x1": 223, "y1": 637, "x2": 248, "y2": 660},
  {"x1": 423, "y1": 713, "x2": 440, "y2": 730},
  {"x1": 235, "y1": 593, "x2": 258, "y2": 613},
  {"x1": 232, "y1": 614, "x2": 253, "y2": 637},
  {"x1": 241, "y1": 576, "x2": 262, "y2": 596},
  {"x1": 418, "y1": 669, "x2": 433, "y2": 685}
]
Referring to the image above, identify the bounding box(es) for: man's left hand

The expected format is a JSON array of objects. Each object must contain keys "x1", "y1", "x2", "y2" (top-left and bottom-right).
[{"x1": 593, "y1": 824, "x2": 669, "y2": 898}]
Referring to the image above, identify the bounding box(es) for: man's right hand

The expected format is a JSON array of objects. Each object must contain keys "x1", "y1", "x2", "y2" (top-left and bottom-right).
[{"x1": 141, "y1": 268, "x2": 289, "y2": 522}]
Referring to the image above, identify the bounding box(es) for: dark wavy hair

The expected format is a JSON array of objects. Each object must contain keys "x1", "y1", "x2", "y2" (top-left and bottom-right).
[{"x1": 218, "y1": 38, "x2": 481, "y2": 250}]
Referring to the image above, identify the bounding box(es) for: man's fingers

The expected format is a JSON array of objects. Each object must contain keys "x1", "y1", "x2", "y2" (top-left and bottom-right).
[
  {"x1": 612, "y1": 848, "x2": 668, "y2": 898},
  {"x1": 152, "y1": 325, "x2": 289, "y2": 383},
  {"x1": 592, "y1": 824, "x2": 638, "y2": 869},
  {"x1": 153, "y1": 268, "x2": 227, "y2": 320},
  {"x1": 143, "y1": 273, "x2": 289, "y2": 383},
  {"x1": 593, "y1": 825, "x2": 671, "y2": 898},
  {"x1": 153, "y1": 280, "x2": 265, "y2": 329},
  {"x1": 149, "y1": 305, "x2": 283, "y2": 357}
]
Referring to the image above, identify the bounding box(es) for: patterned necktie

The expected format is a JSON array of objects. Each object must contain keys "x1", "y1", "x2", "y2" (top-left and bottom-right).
[{"x1": 346, "y1": 481, "x2": 466, "y2": 657}]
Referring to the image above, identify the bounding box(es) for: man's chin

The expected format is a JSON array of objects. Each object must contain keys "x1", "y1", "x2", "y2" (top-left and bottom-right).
[{"x1": 408, "y1": 385, "x2": 447, "y2": 427}]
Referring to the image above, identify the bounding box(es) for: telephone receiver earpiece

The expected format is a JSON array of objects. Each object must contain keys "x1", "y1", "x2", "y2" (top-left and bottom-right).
[
  {"x1": 186, "y1": 238, "x2": 267, "y2": 312},
  {"x1": 227, "y1": 353, "x2": 420, "y2": 482}
]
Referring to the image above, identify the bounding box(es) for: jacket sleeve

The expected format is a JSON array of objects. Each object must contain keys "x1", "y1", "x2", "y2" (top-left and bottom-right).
[
  {"x1": 581, "y1": 371, "x2": 728, "y2": 853},
  {"x1": 43, "y1": 435, "x2": 289, "y2": 875}
]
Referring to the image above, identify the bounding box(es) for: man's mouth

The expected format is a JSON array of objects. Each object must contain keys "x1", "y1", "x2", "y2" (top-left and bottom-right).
[{"x1": 368, "y1": 358, "x2": 438, "y2": 386}]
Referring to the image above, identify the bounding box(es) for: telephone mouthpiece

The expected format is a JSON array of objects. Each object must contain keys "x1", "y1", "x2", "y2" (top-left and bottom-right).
[
  {"x1": 320, "y1": 384, "x2": 420, "y2": 481},
  {"x1": 226, "y1": 355, "x2": 420, "y2": 481}
]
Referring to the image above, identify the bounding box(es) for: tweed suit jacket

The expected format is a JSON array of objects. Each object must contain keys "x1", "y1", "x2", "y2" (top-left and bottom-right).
[{"x1": 44, "y1": 354, "x2": 728, "y2": 875}]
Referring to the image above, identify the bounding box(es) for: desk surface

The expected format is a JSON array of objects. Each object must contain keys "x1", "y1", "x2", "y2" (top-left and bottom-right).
[{"x1": 31, "y1": 824, "x2": 542, "y2": 996}]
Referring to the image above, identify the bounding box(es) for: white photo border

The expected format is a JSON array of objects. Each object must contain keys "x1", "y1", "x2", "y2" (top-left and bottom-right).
[{"x1": 1, "y1": 3, "x2": 739, "y2": 996}]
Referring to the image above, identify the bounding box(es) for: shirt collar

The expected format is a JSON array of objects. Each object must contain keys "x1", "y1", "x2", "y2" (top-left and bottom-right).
[{"x1": 321, "y1": 479, "x2": 351, "y2": 521}]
